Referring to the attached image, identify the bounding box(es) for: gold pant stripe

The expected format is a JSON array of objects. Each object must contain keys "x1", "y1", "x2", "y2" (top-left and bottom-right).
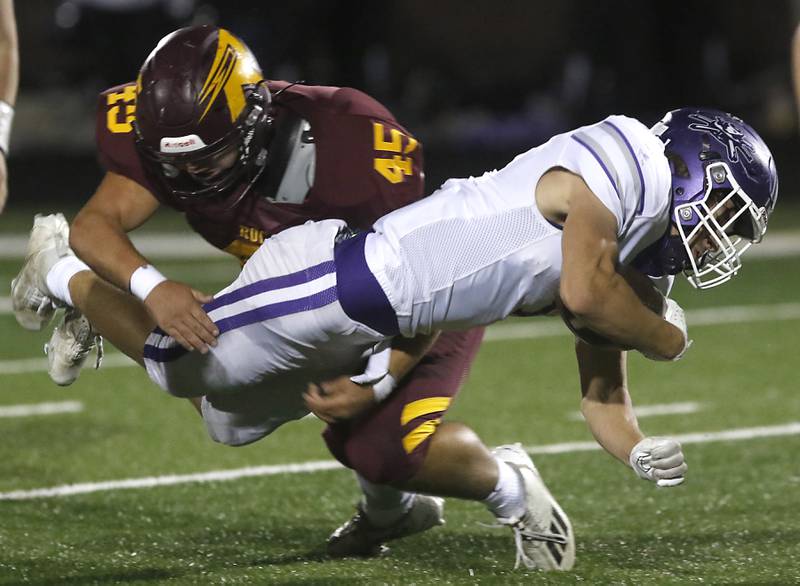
[
  {"x1": 402, "y1": 419, "x2": 441, "y2": 454},
  {"x1": 400, "y1": 397, "x2": 452, "y2": 426}
]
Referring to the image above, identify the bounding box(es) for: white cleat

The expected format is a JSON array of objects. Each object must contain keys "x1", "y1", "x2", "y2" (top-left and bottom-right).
[
  {"x1": 492, "y1": 443, "x2": 575, "y2": 571},
  {"x1": 45, "y1": 308, "x2": 104, "y2": 386},
  {"x1": 10, "y1": 213, "x2": 71, "y2": 331}
]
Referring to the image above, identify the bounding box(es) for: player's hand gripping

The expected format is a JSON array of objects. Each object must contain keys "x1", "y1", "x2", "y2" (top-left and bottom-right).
[
  {"x1": 629, "y1": 437, "x2": 687, "y2": 487},
  {"x1": 304, "y1": 375, "x2": 377, "y2": 424},
  {"x1": 144, "y1": 280, "x2": 218, "y2": 353}
]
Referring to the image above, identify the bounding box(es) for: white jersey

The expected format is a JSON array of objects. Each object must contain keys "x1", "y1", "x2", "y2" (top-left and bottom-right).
[{"x1": 365, "y1": 115, "x2": 674, "y2": 336}]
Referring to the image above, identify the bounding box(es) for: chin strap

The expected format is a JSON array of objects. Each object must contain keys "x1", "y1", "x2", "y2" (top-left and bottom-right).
[{"x1": 632, "y1": 229, "x2": 690, "y2": 277}]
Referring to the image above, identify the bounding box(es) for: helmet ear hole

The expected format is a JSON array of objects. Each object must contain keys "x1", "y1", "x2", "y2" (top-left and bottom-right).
[
  {"x1": 699, "y1": 149, "x2": 722, "y2": 161},
  {"x1": 731, "y1": 212, "x2": 755, "y2": 240},
  {"x1": 665, "y1": 151, "x2": 690, "y2": 179}
]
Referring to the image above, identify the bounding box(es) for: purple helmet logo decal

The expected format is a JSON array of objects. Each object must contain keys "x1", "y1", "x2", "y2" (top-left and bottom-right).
[{"x1": 687, "y1": 113, "x2": 755, "y2": 164}]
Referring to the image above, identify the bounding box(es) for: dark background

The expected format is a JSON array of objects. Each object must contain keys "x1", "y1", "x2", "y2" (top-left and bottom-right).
[{"x1": 7, "y1": 0, "x2": 800, "y2": 210}]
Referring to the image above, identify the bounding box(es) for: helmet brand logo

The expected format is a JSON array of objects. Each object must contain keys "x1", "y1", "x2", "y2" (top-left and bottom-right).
[
  {"x1": 160, "y1": 134, "x2": 207, "y2": 153},
  {"x1": 687, "y1": 113, "x2": 755, "y2": 164}
]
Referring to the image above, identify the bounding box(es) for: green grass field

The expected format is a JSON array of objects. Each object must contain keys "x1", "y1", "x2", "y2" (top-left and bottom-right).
[{"x1": 1, "y1": 232, "x2": 799, "y2": 584}]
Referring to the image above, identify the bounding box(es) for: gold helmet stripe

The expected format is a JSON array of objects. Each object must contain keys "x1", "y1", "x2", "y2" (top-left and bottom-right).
[{"x1": 199, "y1": 29, "x2": 263, "y2": 122}]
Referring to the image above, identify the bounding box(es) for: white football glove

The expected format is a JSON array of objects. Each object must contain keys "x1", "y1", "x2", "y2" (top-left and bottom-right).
[
  {"x1": 629, "y1": 436, "x2": 687, "y2": 487},
  {"x1": 642, "y1": 298, "x2": 692, "y2": 361}
]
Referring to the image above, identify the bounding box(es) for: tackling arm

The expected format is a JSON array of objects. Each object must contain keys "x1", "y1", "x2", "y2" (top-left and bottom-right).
[
  {"x1": 385, "y1": 331, "x2": 440, "y2": 385},
  {"x1": 71, "y1": 171, "x2": 219, "y2": 353},
  {"x1": 792, "y1": 24, "x2": 800, "y2": 125},
  {"x1": 70, "y1": 171, "x2": 160, "y2": 290},
  {"x1": 303, "y1": 331, "x2": 441, "y2": 423},
  {"x1": 554, "y1": 169, "x2": 685, "y2": 360}
]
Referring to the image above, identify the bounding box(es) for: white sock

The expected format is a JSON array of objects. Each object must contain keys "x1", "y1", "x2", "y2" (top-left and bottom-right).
[
  {"x1": 483, "y1": 457, "x2": 526, "y2": 520},
  {"x1": 45, "y1": 256, "x2": 90, "y2": 307},
  {"x1": 356, "y1": 473, "x2": 415, "y2": 527}
]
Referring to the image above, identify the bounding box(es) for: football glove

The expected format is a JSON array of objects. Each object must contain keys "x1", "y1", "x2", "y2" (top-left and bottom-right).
[{"x1": 629, "y1": 436, "x2": 687, "y2": 487}]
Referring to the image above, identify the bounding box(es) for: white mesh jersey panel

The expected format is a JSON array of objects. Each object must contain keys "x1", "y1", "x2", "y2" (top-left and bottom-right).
[
  {"x1": 383, "y1": 205, "x2": 561, "y2": 333},
  {"x1": 395, "y1": 206, "x2": 550, "y2": 297}
]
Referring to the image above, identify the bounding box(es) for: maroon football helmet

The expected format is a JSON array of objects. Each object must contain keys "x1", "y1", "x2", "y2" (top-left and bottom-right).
[{"x1": 133, "y1": 26, "x2": 272, "y2": 200}]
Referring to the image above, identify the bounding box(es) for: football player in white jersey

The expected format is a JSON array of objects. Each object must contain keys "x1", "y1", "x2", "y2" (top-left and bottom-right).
[{"x1": 12, "y1": 107, "x2": 777, "y2": 571}]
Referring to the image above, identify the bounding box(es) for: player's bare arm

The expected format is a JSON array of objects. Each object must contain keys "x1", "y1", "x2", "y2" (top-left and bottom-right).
[
  {"x1": 71, "y1": 172, "x2": 160, "y2": 287},
  {"x1": 71, "y1": 171, "x2": 218, "y2": 353},
  {"x1": 574, "y1": 340, "x2": 641, "y2": 463},
  {"x1": 791, "y1": 24, "x2": 800, "y2": 122},
  {"x1": 575, "y1": 340, "x2": 687, "y2": 486},
  {"x1": 304, "y1": 331, "x2": 441, "y2": 423},
  {"x1": 547, "y1": 169, "x2": 685, "y2": 360},
  {"x1": 0, "y1": 0, "x2": 18, "y2": 214}
]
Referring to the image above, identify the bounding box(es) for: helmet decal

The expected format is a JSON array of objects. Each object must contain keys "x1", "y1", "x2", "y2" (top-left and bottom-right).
[
  {"x1": 687, "y1": 112, "x2": 755, "y2": 165},
  {"x1": 199, "y1": 29, "x2": 262, "y2": 123}
]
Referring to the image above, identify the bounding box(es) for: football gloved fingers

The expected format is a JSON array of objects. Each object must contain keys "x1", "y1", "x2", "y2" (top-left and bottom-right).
[
  {"x1": 652, "y1": 461, "x2": 688, "y2": 481},
  {"x1": 648, "y1": 436, "x2": 684, "y2": 460},
  {"x1": 629, "y1": 437, "x2": 686, "y2": 487},
  {"x1": 649, "y1": 451, "x2": 686, "y2": 472},
  {"x1": 656, "y1": 476, "x2": 686, "y2": 488}
]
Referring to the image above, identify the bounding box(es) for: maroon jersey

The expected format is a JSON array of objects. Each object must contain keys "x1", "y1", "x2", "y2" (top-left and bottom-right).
[{"x1": 96, "y1": 81, "x2": 424, "y2": 262}]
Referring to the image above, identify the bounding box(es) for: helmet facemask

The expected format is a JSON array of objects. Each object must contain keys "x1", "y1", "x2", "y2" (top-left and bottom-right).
[
  {"x1": 134, "y1": 88, "x2": 269, "y2": 202},
  {"x1": 675, "y1": 162, "x2": 768, "y2": 289}
]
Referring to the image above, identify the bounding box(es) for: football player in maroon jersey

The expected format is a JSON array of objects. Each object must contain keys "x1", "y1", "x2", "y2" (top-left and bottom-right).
[{"x1": 52, "y1": 25, "x2": 523, "y2": 562}]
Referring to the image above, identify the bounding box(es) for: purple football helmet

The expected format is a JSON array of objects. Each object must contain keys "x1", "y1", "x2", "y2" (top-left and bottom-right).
[{"x1": 650, "y1": 108, "x2": 778, "y2": 289}]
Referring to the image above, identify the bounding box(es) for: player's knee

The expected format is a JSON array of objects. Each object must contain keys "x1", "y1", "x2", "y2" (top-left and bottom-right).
[
  {"x1": 432, "y1": 421, "x2": 483, "y2": 449},
  {"x1": 348, "y1": 448, "x2": 413, "y2": 485},
  {"x1": 202, "y1": 409, "x2": 274, "y2": 447},
  {"x1": 205, "y1": 422, "x2": 267, "y2": 447}
]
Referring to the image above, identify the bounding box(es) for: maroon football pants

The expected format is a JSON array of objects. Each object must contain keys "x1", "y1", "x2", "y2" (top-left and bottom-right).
[{"x1": 323, "y1": 327, "x2": 485, "y2": 484}]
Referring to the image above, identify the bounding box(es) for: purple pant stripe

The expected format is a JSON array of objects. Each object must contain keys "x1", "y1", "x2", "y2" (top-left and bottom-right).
[
  {"x1": 213, "y1": 286, "x2": 338, "y2": 334},
  {"x1": 143, "y1": 286, "x2": 339, "y2": 364},
  {"x1": 203, "y1": 260, "x2": 336, "y2": 313},
  {"x1": 143, "y1": 340, "x2": 188, "y2": 363}
]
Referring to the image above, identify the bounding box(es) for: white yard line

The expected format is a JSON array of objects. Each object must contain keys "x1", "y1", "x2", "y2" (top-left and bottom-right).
[
  {"x1": 0, "y1": 353, "x2": 134, "y2": 375},
  {"x1": 568, "y1": 401, "x2": 702, "y2": 421},
  {"x1": 2, "y1": 302, "x2": 800, "y2": 375},
  {"x1": 525, "y1": 422, "x2": 800, "y2": 455},
  {"x1": 1, "y1": 421, "x2": 797, "y2": 501},
  {"x1": 0, "y1": 400, "x2": 83, "y2": 418},
  {"x1": 0, "y1": 233, "x2": 228, "y2": 260}
]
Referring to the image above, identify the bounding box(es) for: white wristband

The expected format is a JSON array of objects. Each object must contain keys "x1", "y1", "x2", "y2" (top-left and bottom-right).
[
  {"x1": 371, "y1": 373, "x2": 397, "y2": 402},
  {"x1": 0, "y1": 100, "x2": 14, "y2": 155},
  {"x1": 129, "y1": 264, "x2": 167, "y2": 301}
]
